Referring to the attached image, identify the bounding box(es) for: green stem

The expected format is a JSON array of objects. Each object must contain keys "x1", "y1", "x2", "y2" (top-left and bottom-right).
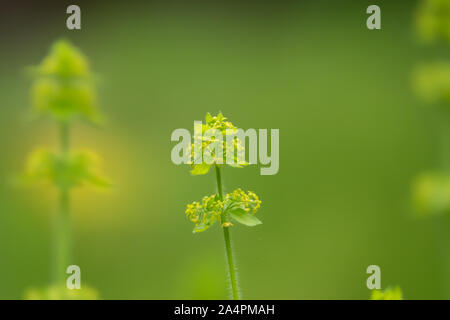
[
  {"x1": 60, "y1": 122, "x2": 69, "y2": 156},
  {"x1": 54, "y1": 123, "x2": 71, "y2": 287},
  {"x1": 55, "y1": 187, "x2": 71, "y2": 286},
  {"x1": 215, "y1": 165, "x2": 241, "y2": 300}
]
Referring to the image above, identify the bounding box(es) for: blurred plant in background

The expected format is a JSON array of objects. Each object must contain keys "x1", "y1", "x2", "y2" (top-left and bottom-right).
[
  {"x1": 413, "y1": 172, "x2": 450, "y2": 215},
  {"x1": 412, "y1": 0, "x2": 450, "y2": 219},
  {"x1": 415, "y1": 0, "x2": 450, "y2": 44},
  {"x1": 20, "y1": 40, "x2": 109, "y2": 300},
  {"x1": 414, "y1": 63, "x2": 450, "y2": 105},
  {"x1": 412, "y1": 0, "x2": 450, "y2": 297},
  {"x1": 25, "y1": 284, "x2": 99, "y2": 300},
  {"x1": 370, "y1": 286, "x2": 403, "y2": 300},
  {"x1": 184, "y1": 113, "x2": 262, "y2": 300}
]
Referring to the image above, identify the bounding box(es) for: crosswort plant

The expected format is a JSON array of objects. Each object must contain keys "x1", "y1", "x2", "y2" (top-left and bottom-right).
[
  {"x1": 184, "y1": 113, "x2": 262, "y2": 300},
  {"x1": 20, "y1": 40, "x2": 109, "y2": 299},
  {"x1": 412, "y1": 0, "x2": 450, "y2": 217},
  {"x1": 412, "y1": 0, "x2": 450, "y2": 298}
]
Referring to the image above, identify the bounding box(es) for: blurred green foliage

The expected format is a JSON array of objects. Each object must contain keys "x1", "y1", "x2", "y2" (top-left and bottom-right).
[
  {"x1": 30, "y1": 40, "x2": 102, "y2": 124},
  {"x1": 411, "y1": 0, "x2": 450, "y2": 217},
  {"x1": 416, "y1": 0, "x2": 450, "y2": 43},
  {"x1": 412, "y1": 172, "x2": 450, "y2": 216},
  {"x1": 371, "y1": 286, "x2": 403, "y2": 300},
  {"x1": 410, "y1": 0, "x2": 450, "y2": 299},
  {"x1": 413, "y1": 63, "x2": 450, "y2": 105},
  {"x1": 25, "y1": 285, "x2": 99, "y2": 300},
  {"x1": 22, "y1": 148, "x2": 109, "y2": 190}
]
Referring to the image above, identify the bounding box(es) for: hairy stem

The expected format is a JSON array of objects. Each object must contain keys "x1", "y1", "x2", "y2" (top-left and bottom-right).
[
  {"x1": 54, "y1": 122, "x2": 71, "y2": 286},
  {"x1": 215, "y1": 164, "x2": 240, "y2": 300}
]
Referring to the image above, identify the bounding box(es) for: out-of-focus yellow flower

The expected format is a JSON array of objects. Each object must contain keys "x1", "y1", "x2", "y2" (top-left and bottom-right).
[
  {"x1": 416, "y1": 0, "x2": 450, "y2": 43},
  {"x1": 413, "y1": 63, "x2": 450, "y2": 105},
  {"x1": 34, "y1": 40, "x2": 91, "y2": 78},
  {"x1": 371, "y1": 286, "x2": 403, "y2": 300},
  {"x1": 25, "y1": 285, "x2": 99, "y2": 300},
  {"x1": 30, "y1": 40, "x2": 103, "y2": 124},
  {"x1": 22, "y1": 148, "x2": 110, "y2": 190},
  {"x1": 412, "y1": 172, "x2": 450, "y2": 216}
]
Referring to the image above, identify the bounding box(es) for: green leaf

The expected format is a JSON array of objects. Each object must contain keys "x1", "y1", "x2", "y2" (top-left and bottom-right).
[
  {"x1": 192, "y1": 220, "x2": 217, "y2": 233},
  {"x1": 193, "y1": 221, "x2": 208, "y2": 233},
  {"x1": 228, "y1": 162, "x2": 248, "y2": 168},
  {"x1": 190, "y1": 163, "x2": 211, "y2": 175},
  {"x1": 229, "y1": 208, "x2": 262, "y2": 227}
]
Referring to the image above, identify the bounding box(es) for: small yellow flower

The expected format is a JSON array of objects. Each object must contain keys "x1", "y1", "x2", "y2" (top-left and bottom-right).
[{"x1": 222, "y1": 222, "x2": 234, "y2": 227}]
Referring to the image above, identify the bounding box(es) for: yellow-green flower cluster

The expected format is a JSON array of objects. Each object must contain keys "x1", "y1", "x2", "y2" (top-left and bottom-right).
[
  {"x1": 186, "y1": 189, "x2": 262, "y2": 233},
  {"x1": 413, "y1": 63, "x2": 450, "y2": 105},
  {"x1": 412, "y1": 172, "x2": 450, "y2": 216},
  {"x1": 22, "y1": 148, "x2": 110, "y2": 190},
  {"x1": 185, "y1": 194, "x2": 224, "y2": 233},
  {"x1": 370, "y1": 286, "x2": 403, "y2": 300},
  {"x1": 416, "y1": 0, "x2": 450, "y2": 43},
  {"x1": 225, "y1": 188, "x2": 261, "y2": 215},
  {"x1": 205, "y1": 112, "x2": 236, "y2": 132},
  {"x1": 31, "y1": 40, "x2": 102, "y2": 124},
  {"x1": 188, "y1": 113, "x2": 248, "y2": 175}
]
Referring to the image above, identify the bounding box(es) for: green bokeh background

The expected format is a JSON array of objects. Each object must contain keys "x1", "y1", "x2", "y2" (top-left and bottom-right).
[{"x1": 0, "y1": 0, "x2": 444, "y2": 299}]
